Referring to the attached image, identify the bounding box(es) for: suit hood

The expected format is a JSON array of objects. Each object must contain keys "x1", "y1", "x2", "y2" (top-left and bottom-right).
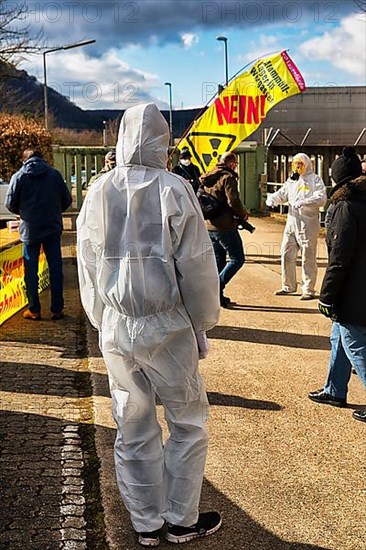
[
  {"x1": 116, "y1": 103, "x2": 169, "y2": 169},
  {"x1": 292, "y1": 153, "x2": 313, "y2": 176}
]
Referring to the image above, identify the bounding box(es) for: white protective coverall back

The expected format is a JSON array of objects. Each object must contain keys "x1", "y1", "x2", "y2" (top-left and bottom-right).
[
  {"x1": 76, "y1": 103, "x2": 220, "y2": 532},
  {"x1": 267, "y1": 153, "x2": 327, "y2": 294}
]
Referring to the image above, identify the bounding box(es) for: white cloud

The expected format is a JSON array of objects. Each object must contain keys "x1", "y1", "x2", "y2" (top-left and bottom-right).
[
  {"x1": 181, "y1": 33, "x2": 199, "y2": 49},
  {"x1": 23, "y1": 49, "x2": 164, "y2": 110},
  {"x1": 299, "y1": 14, "x2": 366, "y2": 79},
  {"x1": 236, "y1": 35, "x2": 282, "y2": 65}
]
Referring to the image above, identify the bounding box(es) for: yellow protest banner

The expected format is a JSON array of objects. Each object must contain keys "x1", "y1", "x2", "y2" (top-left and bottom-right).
[
  {"x1": 0, "y1": 243, "x2": 50, "y2": 325},
  {"x1": 179, "y1": 50, "x2": 305, "y2": 171}
]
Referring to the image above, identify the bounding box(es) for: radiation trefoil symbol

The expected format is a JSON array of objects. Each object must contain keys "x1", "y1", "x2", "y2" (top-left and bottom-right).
[{"x1": 186, "y1": 132, "x2": 237, "y2": 172}]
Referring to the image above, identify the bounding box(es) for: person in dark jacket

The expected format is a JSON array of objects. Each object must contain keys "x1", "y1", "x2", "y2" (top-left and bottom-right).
[
  {"x1": 324, "y1": 147, "x2": 362, "y2": 229},
  {"x1": 5, "y1": 149, "x2": 72, "y2": 320},
  {"x1": 308, "y1": 172, "x2": 366, "y2": 423},
  {"x1": 199, "y1": 152, "x2": 249, "y2": 307},
  {"x1": 173, "y1": 147, "x2": 201, "y2": 193}
]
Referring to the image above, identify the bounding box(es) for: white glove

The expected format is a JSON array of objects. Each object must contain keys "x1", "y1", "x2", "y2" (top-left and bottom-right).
[
  {"x1": 266, "y1": 196, "x2": 275, "y2": 207},
  {"x1": 196, "y1": 332, "x2": 209, "y2": 360},
  {"x1": 293, "y1": 200, "x2": 306, "y2": 210}
]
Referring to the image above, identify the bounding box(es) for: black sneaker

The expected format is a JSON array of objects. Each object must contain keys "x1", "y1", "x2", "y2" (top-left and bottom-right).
[
  {"x1": 353, "y1": 410, "x2": 366, "y2": 423},
  {"x1": 51, "y1": 310, "x2": 64, "y2": 320},
  {"x1": 220, "y1": 295, "x2": 231, "y2": 308},
  {"x1": 137, "y1": 528, "x2": 161, "y2": 547},
  {"x1": 165, "y1": 511, "x2": 222, "y2": 544},
  {"x1": 308, "y1": 389, "x2": 346, "y2": 408}
]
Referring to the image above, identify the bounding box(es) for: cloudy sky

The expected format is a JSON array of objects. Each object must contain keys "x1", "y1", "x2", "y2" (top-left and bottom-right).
[{"x1": 20, "y1": 0, "x2": 366, "y2": 110}]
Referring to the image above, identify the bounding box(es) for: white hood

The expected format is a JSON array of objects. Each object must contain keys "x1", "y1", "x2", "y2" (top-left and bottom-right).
[
  {"x1": 116, "y1": 102, "x2": 169, "y2": 169},
  {"x1": 292, "y1": 153, "x2": 313, "y2": 176}
]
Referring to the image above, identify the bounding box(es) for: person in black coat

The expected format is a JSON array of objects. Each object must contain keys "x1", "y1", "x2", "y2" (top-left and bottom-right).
[
  {"x1": 308, "y1": 171, "x2": 366, "y2": 423},
  {"x1": 324, "y1": 147, "x2": 362, "y2": 229},
  {"x1": 173, "y1": 148, "x2": 201, "y2": 193}
]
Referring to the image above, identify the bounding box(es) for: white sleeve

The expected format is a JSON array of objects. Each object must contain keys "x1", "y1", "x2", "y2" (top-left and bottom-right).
[
  {"x1": 302, "y1": 175, "x2": 327, "y2": 207},
  {"x1": 170, "y1": 189, "x2": 220, "y2": 333},
  {"x1": 76, "y1": 193, "x2": 105, "y2": 331},
  {"x1": 268, "y1": 182, "x2": 289, "y2": 206}
]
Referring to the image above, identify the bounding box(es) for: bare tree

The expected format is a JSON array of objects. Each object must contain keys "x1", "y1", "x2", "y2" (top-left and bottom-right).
[
  {"x1": 0, "y1": 0, "x2": 42, "y2": 64},
  {"x1": 105, "y1": 118, "x2": 121, "y2": 145},
  {"x1": 0, "y1": 1, "x2": 43, "y2": 112}
]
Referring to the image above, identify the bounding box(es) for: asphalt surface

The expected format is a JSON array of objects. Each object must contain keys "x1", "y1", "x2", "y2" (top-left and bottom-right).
[{"x1": 0, "y1": 216, "x2": 365, "y2": 550}]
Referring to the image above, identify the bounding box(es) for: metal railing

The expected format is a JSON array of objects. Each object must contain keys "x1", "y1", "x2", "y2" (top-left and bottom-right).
[{"x1": 52, "y1": 146, "x2": 114, "y2": 209}]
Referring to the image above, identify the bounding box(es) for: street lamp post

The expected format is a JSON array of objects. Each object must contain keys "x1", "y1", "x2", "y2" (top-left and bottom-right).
[
  {"x1": 102, "y1": 120, "x2": 107, "y2": 146},
  {"x1": 43, "y1": 39, "x2": 96, "y2": 130},
  {"x1": 216, "y1": 36, "x2": 229, "y2": 87},
  {"x1": 164, "y1": 82, "x2": 173, "y2": 146}
]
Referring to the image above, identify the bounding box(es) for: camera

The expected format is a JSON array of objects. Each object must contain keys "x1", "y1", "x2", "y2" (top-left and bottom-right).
[{"x1": 238, "y1": 220, "x2": 256, "y2": 233}]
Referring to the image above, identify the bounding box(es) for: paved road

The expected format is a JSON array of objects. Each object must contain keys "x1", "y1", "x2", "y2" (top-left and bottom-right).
[
  {"x1": 1, "y1": 217, "x2": 365, "y2": 549},
  {"x1": 0, "y1": 233, "x2": 107, "y2": 549}
]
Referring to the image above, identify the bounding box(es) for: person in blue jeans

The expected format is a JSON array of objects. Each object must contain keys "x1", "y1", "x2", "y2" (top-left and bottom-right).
[
  {"x1": 199, "y1": 152, "x2": 248, "y2": 307},
  {"x1": 308, "y1": 155, "x2": 366, "y2": 423},
  {"x1": 5, "y1": 149, "x2": 72, "y2": 320}
]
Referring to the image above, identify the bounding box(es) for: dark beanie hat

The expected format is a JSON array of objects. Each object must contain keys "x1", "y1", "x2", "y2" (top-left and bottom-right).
[
  {"x1": 179, "y1": 147, "x2": 192, "y2": 160},
  {"x1": 331, "y1": 147, "x2": 362, "y2": 185}
]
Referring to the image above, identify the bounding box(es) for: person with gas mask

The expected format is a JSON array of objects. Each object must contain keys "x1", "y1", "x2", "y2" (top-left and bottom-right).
[
  {"x1": 173, "y1": 147, "x2": 201, "y2": 193},
  {"x1": 266, "y1": 153, "x2": 327, "y2": 300},
  {"x1": 77, "y1": 103, "x2": 222, "y2": 547}
]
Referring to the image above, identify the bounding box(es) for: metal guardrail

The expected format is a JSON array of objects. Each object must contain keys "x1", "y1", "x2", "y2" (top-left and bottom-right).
[{"x1": 52, "y1": 146, "x2": 114, "y2": 209}]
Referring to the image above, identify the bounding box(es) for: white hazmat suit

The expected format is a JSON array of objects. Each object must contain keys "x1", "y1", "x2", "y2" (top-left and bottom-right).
[
  {"x1": 266, "y1": 153, "x2": 327, "y2": 296},
  {"x1": 76, "y1": 103, "x2": 220, "y2": 533}
]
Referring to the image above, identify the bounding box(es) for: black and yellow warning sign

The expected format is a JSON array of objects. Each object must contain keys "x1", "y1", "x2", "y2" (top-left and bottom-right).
[{"x1": 186, "y1": 132, "x2": 237, "y2": 172}]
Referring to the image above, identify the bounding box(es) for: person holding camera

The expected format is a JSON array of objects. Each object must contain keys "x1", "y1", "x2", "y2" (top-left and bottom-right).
[
  {"x1": 266, "y1": 153, "x2": 327, "y2": 300},
  {"x1": 199, "y1": 152, "x2": 250, "y2": 308}
]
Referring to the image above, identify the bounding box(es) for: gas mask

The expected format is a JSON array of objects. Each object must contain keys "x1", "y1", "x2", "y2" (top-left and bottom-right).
[
  {"x1": 290, "y1": 171, "x2": 300, "y2": 181},
  {"x1": 291, "y1": 160, "x2": 305, "y2": 178}
]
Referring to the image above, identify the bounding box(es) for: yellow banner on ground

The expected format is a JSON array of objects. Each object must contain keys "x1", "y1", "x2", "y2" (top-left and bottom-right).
[
  {"x1": 0, "y1": 244, "x2": 49, "y2": 325},
  {"x1": 179, "y1": 50, "x2": 305, "y2": 171}
]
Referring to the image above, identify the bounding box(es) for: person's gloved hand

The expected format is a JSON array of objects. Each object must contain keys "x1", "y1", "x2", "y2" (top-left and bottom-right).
[
  {"x1": 196, "y1": 331, "x2": 209, "y2": 360},
  {"x1": 266, "y1": 196, "x2": 275, "y2": 207},
  {"x1": 318, "y1": 301, "x2": 334, "y2": 319},
  {"x1": 293, "y1": 200, "x2": 306, "y2": 210}
]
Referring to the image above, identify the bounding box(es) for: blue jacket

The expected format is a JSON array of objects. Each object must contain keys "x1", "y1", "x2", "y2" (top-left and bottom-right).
[{"x1": 5, "y1": 156, "x2": 72, "y2": 244}]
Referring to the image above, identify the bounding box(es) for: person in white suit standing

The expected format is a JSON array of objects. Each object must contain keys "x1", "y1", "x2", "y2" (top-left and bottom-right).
[
  {"x1": 266, "y1": 153, "x2": 327, "y2": 300},
  {"x1": 77, "y1": 103, "x2": 222, "y2": 547}
]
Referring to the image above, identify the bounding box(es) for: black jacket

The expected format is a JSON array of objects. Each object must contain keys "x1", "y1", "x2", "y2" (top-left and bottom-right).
[
  {"x1": 320, "y1": 176, "x2": 366, "y2": 326},
  {"x1": 199, "y1": 164, "x2": 247, "y2": 231},
  {"x1": 173, "y1": 162, "x2": 201, "y2": 193}
]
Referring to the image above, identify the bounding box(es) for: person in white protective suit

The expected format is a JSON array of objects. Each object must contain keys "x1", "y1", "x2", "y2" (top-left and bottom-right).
[
  {"x1": 76, "y1": 103, "x2": 222, "y2": 547},
  {"x1": 266, "y1": 153, "x2": 327, "y2": 300}
]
